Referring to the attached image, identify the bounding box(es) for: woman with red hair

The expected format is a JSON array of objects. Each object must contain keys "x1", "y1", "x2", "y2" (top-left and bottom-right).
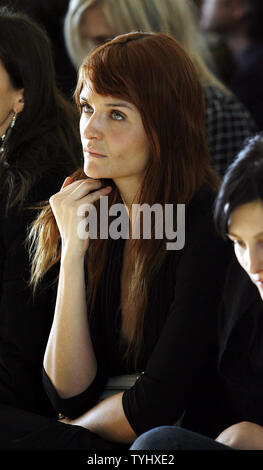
[{"x1": 1, "y1": 31, "x2": 231, "y2": 451}]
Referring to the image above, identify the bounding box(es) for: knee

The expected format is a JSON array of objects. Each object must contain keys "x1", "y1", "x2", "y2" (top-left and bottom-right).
[{"x1": 130, "y1": 426, "x2": 182, "y2": 450}]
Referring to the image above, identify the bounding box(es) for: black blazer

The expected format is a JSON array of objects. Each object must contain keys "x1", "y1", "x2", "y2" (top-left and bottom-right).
[
  {"x1": 42, "y1": 185, "x2": 233, "y2": 438},
  {"x1": 216, "y1": 256, "x2": 263, "y2": 430}
]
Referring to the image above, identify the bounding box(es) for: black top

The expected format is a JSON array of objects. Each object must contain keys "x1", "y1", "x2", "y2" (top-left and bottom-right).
[
  {"x1": 43, "y1": 185, "x2": 233, "y2": 437},
  {"x1": 214, "y1": 256, "x2": 263, "y2": 432},
  {"x1": 0, "y1": 171, "x2": 63, "y2": 416}
]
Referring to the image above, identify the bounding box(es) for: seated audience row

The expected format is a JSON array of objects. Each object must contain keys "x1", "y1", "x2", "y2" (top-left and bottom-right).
[{"x1": 0, "y1": 5, "x2": 262, "y2": 452}]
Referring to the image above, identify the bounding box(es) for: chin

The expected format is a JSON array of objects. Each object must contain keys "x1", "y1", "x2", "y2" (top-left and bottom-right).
[{"x1": 84, "y1": 161, "x2": 106, "y2": 179}]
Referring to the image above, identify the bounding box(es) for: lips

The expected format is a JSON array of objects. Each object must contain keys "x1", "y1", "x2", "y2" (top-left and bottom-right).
[{"x1": 84, "y1": 148, "x2": 107, "y2": 158}]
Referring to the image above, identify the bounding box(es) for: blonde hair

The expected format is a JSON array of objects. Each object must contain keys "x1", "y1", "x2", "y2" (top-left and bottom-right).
[{"x1": 64, "y1": 0, "x2": 227, "y2": 90}]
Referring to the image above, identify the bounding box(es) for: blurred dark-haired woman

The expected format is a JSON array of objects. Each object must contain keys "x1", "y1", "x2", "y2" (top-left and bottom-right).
[{"x1": 131, "y1": 133, "x2": 263, "y2": 450}]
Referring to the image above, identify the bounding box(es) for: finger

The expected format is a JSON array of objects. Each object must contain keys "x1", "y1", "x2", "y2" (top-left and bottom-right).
[
  {"x1": 80, "y1": 185, "x2": 112, "y2": 205},
  {"x1": 61, "y1": 178, "x2": 102, "y2": 193},
  {"x1": 60, "y1": 176, "x2": 74, "y2": 190},
  {"x1": 63, "y1": 179, "x2": 104, "y2": 201}
]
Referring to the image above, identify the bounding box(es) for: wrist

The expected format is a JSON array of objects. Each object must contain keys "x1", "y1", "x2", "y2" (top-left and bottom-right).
[{"x1": 61, "y1": 245, "x2": 86, "y2": 265}]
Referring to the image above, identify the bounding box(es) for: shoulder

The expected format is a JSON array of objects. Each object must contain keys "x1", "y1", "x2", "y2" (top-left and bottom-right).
[
  {"x1": 181, "y1": 185, "x2": 230, "y2": 254},
  {"x1": 222, "y1": 256, "x2": 260, "y2": 312},
  {"x1": 203, "y1": 84, "x2": 240, "y2": 108},
  {"x1": 27, "y1": 172, "x2": 65, "y2": 204},
  {"x1": 180, "y1": 186, "x2": 233, "y2": 272},
  {"x1": 218, "y1": 255, "x2": 263, "y2": 357},
  {"x1": 219, "y1": 256, "x2": 262, "y2": 336},
  {"x1": 1, "y1": 170, "x2": 64, "y2": 219},
  {"x1": 203, "y1": 85, "x2": 257, "y2": 128},
  {"x1": 186, "y1": 185, "x2": 216, "y2": 221},
  {"x1": 0, "y1": 171, "x2": 64, "y2": 249}
]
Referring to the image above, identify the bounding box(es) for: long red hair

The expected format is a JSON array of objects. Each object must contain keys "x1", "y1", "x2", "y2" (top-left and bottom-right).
[{"x1": 29, "y1": 32, "x2": 219, "y2": 367}]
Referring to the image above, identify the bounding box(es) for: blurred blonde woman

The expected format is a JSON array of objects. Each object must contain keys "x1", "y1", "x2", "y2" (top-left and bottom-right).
[
  {"x1": 64, "y1": 0, "x2": 217, "y2": 78},
  {"x1": 64, "y1": 0, "x2": 257, "y2": 176}
]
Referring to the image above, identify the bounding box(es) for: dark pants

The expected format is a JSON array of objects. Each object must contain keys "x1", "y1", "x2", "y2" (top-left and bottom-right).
[
  {"x1": 0, "y1": 402, "x2": 126, "y2": 450},
  {"x1": 130, "y1": 426, "x2": 232, "y2": 450}
]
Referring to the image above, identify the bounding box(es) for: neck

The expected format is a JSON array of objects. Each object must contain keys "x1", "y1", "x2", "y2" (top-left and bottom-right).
[{"x1": 114, "y1": 175, "x2": 142, "y2": 218}]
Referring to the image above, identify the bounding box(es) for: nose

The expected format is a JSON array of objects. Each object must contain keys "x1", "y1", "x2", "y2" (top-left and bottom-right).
[
  {"x1": 82, "y1": 113, "x2": 103, "y2": 141},
  {"x1": 245, "y1": 245, "x2": 263, "y2": 275}
]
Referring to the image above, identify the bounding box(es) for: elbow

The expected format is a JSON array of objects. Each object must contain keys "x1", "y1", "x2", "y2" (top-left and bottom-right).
[
  {"x1": 43, "y1": 350, "x2": 97, "y2": 399},
  {"x1": 43, "y1": 362, "x2": 98, "y2": 400},
  {"x1": 42, "y1": 366, "x2": 106, "y2": 419}
]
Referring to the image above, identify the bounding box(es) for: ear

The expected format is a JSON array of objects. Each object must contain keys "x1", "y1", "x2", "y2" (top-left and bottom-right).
[{"x1": 13, "y1": 88, "x2": 25, "y2": 114}]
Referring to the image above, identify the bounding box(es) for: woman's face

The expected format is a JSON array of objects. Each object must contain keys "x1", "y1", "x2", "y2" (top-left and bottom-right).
[
  {"x1": 228, "y1": 200, "x2": 263, "y2": 300},
  {"x1": 0, "y1": 60, "x2": 18, "y2": 136},
  {"x1": 79, "y1": 80, "x2": 150, "y2": 185},
  {"x1": 0, "y1": 59, "x2": 24, "y2": 136},
  {"x1": 80, "y1": 6, "x2": 114, "y2": 49}
]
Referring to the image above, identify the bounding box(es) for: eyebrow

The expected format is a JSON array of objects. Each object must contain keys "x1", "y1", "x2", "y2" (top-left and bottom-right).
[
  {"x1": 228, "y1": 231, "x2": 263, "y2": 238},
  {"x1": 79, "y1": 96, "x2": 133, "y2": 110},
  {"x1": 227, "y1": 232, "x2": 239, "y2": 238},
  {"x1": 106, "y1": 103, "x2": 133, "y2": 109}
]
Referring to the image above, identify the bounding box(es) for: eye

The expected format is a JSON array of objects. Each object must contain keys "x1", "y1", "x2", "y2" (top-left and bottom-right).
[
  {"x1": 233, "y1": 239, "x2": 246, "y2": 249},
  {"x1": 111, "y1": 110, "x2": 125, "y2": 121},
  {"x1": 227, "y1": 235, "x2": 246, "y2": 249},
  {"x1": 80, "y1": 102, "x2": 93, "y2": 114}
]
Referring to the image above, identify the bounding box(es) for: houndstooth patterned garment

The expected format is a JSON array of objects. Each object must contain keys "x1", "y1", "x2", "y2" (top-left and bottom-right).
[{"x1": 204, "y1": 85, "x2": 258, "y2": 177}]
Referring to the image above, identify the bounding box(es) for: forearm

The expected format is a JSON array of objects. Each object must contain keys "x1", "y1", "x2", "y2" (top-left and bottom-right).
[
  {"x1": 62, "y1": 392, "x2": 137, "y2": 444},
  {"x1": 44, "y1": 251, "x2": 97, "y2": 398}
]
